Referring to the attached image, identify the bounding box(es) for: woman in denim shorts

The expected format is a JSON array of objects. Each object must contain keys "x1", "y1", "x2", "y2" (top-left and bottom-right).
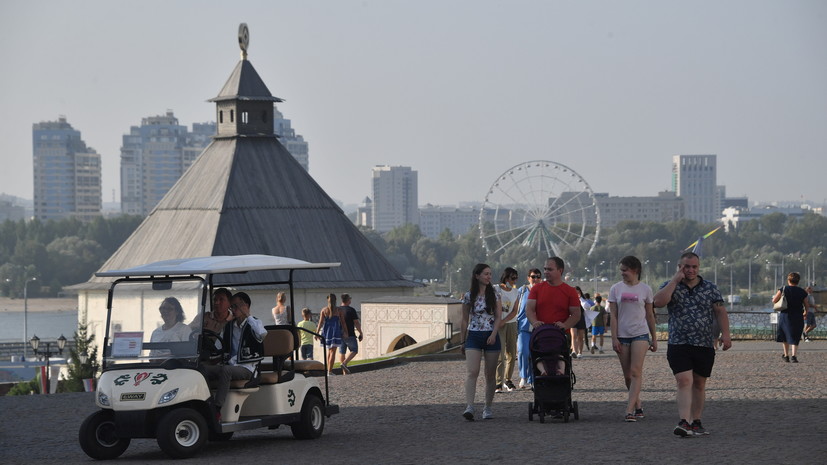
[
  {"x1": 609, "y1": 256, "x2": 657, "y2": 422},
  {"x1": 460, "y1": 263, "x2": 502, "y2": 421}
]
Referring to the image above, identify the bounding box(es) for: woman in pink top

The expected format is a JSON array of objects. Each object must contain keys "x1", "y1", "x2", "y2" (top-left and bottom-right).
[{"x1": 609, "y1": 256, "x2": 657, "y2": 422}]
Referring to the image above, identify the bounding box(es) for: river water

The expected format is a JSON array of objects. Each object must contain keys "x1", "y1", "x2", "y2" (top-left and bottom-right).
[{"x1": 0, "y1": 311, "x2": 79, "y2": 343}]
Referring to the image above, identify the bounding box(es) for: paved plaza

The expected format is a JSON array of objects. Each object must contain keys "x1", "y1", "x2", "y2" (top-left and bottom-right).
[{"x1": 1, "y1": 341, "x2": 825, "y2": 463}]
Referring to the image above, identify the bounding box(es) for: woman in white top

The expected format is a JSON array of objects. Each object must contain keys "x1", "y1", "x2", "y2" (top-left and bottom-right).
[
  {"x1": 495, "y1": 267, "x2": 521, "y2": 392},
  {"x1": 609, "y1": 256, "x2": 657, "y2": 422},
  {"x1": 272, "y1": 291, "x2": 291, "y2": 326},
  {"x1": 150, "y1": 297, "x2": 191, "y2": 356},
  {"x1": 460, "y1": 263, "x2": 502, "y2": 421}
]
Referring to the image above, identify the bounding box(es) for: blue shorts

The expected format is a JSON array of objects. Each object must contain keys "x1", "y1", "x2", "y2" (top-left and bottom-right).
[
  {"x1": 618, "y1": 334, "x2": 649, "y2": 345},
  {"x1": 464, "y1": 330, "x2": 501, "y2": 351},
  {"x1": 300, "y1": 344, "x2": 313, "y2": 360},
  {"x1": 338, "y1": 336, "x2": 358, "y2": 354},
  {"x1": 591, "y1": 326, "x2": 605, "y2": 336}
]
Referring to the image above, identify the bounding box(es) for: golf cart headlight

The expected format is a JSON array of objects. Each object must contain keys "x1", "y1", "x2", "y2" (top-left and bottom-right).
[
  {"x1": 158, "y1": 388, "x2": 179, "y2": 405},
  {"x1": 98, "y1": 391, "x2": 110, "y2": 406}
]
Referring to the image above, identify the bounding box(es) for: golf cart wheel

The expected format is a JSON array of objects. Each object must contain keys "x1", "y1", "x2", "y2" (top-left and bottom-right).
[
  {"x1": 79, "y1": 410, "x2": 131, "y2": 460},
  {"x1": 528, "y1": 402, "x2": 534, "y2": 421},
  {"x1": 156, "y1": 408, "x2": 208, "y2": 459},
  {"x1": 573, "y1": 401, "x2": 580, "y2": 420},
  {"x1": 564, "y1": 408, "x2": 570, "y2": 423},
  {"x1": 291, "y1": 395, "x2": 325, "y2": 439}
]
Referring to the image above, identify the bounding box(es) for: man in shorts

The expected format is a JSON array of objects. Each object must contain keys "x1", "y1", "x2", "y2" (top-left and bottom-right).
[
  {"x1": 653, "y1": 252, "x2": 732, "y2": 437},
  {"x1": 338, "y1": 293, "x2": 363, "y2": 374}
]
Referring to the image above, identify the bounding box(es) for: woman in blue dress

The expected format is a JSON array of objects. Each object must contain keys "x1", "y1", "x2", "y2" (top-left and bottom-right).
[
  {"x1": 772, "y1": 272, "x2": 808, "y2": 363},
  {"x1": 316, "y1": 293, "x2": 348, "y2": 375}
]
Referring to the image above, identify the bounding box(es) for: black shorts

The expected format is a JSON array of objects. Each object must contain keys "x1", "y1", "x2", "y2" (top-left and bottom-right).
[{"x1": 667, "y1": 344, "x2": 715, "y2": 378}]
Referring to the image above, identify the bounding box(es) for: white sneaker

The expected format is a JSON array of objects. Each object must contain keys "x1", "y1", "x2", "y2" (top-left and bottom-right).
[
  {"x1": 518, "y1": 378, "x2": 527, "y2": 389},
  {"x1": 482, "y1": 406, "x2": 493, "y2": 420}
]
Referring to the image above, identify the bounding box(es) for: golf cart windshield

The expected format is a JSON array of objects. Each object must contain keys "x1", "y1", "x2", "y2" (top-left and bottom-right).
[{"x1": 103, "y1": 278, "x2": 205, "y2": 367}]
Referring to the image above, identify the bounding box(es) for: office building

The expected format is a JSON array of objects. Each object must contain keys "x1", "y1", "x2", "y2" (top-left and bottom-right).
[
  {"x1": 273, "y1": 104, "x2": 309, "y2": 172},
  {"x1": 594, "y1": 191, "x2": 684, "y2": 227},
  {"x1": 419, "y1": 204, "x2": 479, "y2": 238},
  {"x1": 120, "y1": 111, "x2": 215, "y2": 216},
  {"x1": 672, "y1": 154, "x2": 718, "y2": 224},
  {"x1": 32, "y1": 117, "x2": 102, "y2": 221},
  {"x1": 371, "y1": 165, "x2": 418, "y2": 232}
]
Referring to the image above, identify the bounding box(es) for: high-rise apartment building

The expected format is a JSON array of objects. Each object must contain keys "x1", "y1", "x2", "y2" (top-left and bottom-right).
[
  {"x1": 273, "y1": 104, "x2": 309, "y2": 172},
  {"x1": 32, "y1": 117, "x2": 102, "y2": 222},
  {"x1": 120, "y1": 111, "x2": 215, "y2": 216},
  {"x1": 672, "y1": 154, "x2": 718, "y2": 224},
  {"x1": 371, "y1": 165, "x2": 418, "y2": 232}
]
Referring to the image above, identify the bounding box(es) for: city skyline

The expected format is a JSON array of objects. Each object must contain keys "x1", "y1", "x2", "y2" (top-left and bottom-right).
[{"x1": 2, "y1": 1, "x2": 826, "y2": 209}]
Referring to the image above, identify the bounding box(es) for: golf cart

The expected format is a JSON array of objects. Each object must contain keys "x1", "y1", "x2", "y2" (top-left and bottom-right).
[{"x1": 78, "y1": 255, "x2": 340, "y2": 459}]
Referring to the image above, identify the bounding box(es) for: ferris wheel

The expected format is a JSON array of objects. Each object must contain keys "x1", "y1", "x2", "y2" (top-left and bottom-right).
[{"x1": 479, "y1": 160, "x2": 600, "y2": 258}]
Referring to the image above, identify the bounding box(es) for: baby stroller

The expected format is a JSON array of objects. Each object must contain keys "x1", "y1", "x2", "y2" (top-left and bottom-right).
[{"x1": 528, "y1": 324, "x2": 579, "y2": 423}]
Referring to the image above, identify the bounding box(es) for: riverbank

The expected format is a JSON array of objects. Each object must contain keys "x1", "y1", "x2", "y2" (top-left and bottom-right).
[{"x1": 0, "y1": 297, "x2": 77, "y2": 313}]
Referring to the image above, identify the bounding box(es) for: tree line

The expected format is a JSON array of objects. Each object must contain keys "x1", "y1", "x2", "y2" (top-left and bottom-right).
[
  {"x1": 361, "y1": 212, "x2": 827, "y2": 302},
  {"x1": 1, "y1": 211, "x2": 824, "y2": 303},
  {"x1": 0, "y1": 216, "x2": 143, "y2": 297}
]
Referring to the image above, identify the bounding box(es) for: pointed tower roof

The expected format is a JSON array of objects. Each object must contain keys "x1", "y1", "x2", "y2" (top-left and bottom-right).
[
  {"x1": 209, "y1": 59, "x2": 283, "y2": 103},
  {"x1": 78, "y1": 24, "x2": 412, "y2": 290}
]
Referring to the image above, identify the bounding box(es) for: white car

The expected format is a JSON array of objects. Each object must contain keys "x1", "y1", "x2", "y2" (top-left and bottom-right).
[{"x1": 79, "y1": 255, "x2": 340, "y2": 459}]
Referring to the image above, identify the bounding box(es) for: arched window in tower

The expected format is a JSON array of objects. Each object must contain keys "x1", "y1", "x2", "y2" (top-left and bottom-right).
[
  {"x1": 219, "y1": 111, "x2": 224, "y2": 124},
  {"x1": 262, "y1": 111, "x2": 268, "y2": 123},
  {"x1": 230, "y1": 110, "x2": 234, "y2": 122},
  {"x1": 241, "y1": 111, "x2": 249, "y2": 124}
]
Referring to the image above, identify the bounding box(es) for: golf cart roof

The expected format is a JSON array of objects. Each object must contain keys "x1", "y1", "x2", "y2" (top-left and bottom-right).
[{"x1": 95, "y1": 254, "x2": 341, "y2": 278}]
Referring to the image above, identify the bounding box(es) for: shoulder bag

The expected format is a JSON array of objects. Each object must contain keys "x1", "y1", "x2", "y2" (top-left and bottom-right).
[{"x1": 773, "y1": 286, "x2": 788, "y2": 312}]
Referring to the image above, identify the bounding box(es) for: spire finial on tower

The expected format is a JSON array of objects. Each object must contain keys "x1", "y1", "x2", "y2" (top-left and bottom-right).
[{"x1": 238, "y1": 23, "x2": 250, "y2": 60}]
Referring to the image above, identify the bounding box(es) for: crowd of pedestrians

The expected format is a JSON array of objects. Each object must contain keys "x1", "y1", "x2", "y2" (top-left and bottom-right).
[{"x1": 456, "y1": 252, "x2": 764, "y2": 437}]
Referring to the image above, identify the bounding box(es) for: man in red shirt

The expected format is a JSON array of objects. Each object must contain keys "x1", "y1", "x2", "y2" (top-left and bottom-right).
[{"x1": 526, "y1": 257, "x2": 581, "y2": 331}]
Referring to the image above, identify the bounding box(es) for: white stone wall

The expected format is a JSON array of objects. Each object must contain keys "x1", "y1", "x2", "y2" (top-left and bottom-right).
[{"x1": 360, "y1": 301, "x2": 462, "y2": 360}]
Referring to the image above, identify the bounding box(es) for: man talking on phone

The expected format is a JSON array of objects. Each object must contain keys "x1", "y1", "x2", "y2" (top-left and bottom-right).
[{"x1": 653, "y1": 252, "x2": 731, "y2": 438}]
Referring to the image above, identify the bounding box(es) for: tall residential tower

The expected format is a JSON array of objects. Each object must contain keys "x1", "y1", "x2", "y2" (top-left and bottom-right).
[
  {"x1": 120, "y1": 111, "x2": 214, "y2": 216},
  {"x1": 672, "y1": 154, "x2": 719, "y2": 224},
  {"x1": 32, "y1": 117, "x2": 102, "y2": 221},
  {"x1": 371, "y1": 165, "x2": 418, "y2": 232}
]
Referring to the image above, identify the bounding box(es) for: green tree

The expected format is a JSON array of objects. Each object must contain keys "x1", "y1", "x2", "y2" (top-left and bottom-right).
[{"x1": 59, "y1": 323, "x2": 99, "y2": 393}]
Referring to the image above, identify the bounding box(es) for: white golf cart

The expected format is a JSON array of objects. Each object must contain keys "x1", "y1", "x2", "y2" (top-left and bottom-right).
[{"x1": 78, "y1": 255, "x2": 340, "y2": 459}]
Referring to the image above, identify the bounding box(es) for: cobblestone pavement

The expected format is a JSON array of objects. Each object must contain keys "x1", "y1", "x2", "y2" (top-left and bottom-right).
[{"x1": 1, "y1": 341, "x2": 826, "y2": 463}]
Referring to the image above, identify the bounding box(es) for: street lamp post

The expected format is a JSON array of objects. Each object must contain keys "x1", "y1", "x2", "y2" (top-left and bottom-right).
[
  {"x1": 23, "y1": 277, "x2": 37, "y2": 361},
  {"x1": 30, "y1": 334, "x2": 66, "y2": 394}
]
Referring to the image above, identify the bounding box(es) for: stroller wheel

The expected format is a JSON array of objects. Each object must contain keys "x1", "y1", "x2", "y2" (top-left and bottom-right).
[
  {"x1": 573, "y1": 401, "x2": 580, "y2": 420},
  {"x1": 538, "y1": 410, "x2": 545, "y2": 423},
  {"x1": 563, "y1": 410, "x2": 570, "y2": 423},
  {"x1": 528, "y1": 402, "x2": 534, "y2": 422}
]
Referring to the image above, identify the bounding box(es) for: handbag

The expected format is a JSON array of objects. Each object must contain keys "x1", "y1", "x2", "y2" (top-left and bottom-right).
[{"x1": 773, "y1": 286, "x2": 788, "y2": 312}]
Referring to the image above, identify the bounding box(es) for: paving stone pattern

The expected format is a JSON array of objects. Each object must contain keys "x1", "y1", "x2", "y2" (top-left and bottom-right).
[{"x1": 1, "y1": 341, "x2": 825, "y2": 463}]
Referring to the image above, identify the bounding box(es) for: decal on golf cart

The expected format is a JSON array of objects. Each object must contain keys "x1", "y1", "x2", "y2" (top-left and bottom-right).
[
  {"x1": 288, "y1": 389, "x2": 296, "y2": 407},
  {"x1": 120, "y1": 393, "x2": 146, "y2": 401},
  {"x1": 113, "y1": 372, "x2": 169, "y2": 386}
]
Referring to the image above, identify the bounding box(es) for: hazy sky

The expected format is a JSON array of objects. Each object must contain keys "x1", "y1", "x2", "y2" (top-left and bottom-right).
[{"x1": 2, "y1": 0, "x2": 825, "y2": 208}]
